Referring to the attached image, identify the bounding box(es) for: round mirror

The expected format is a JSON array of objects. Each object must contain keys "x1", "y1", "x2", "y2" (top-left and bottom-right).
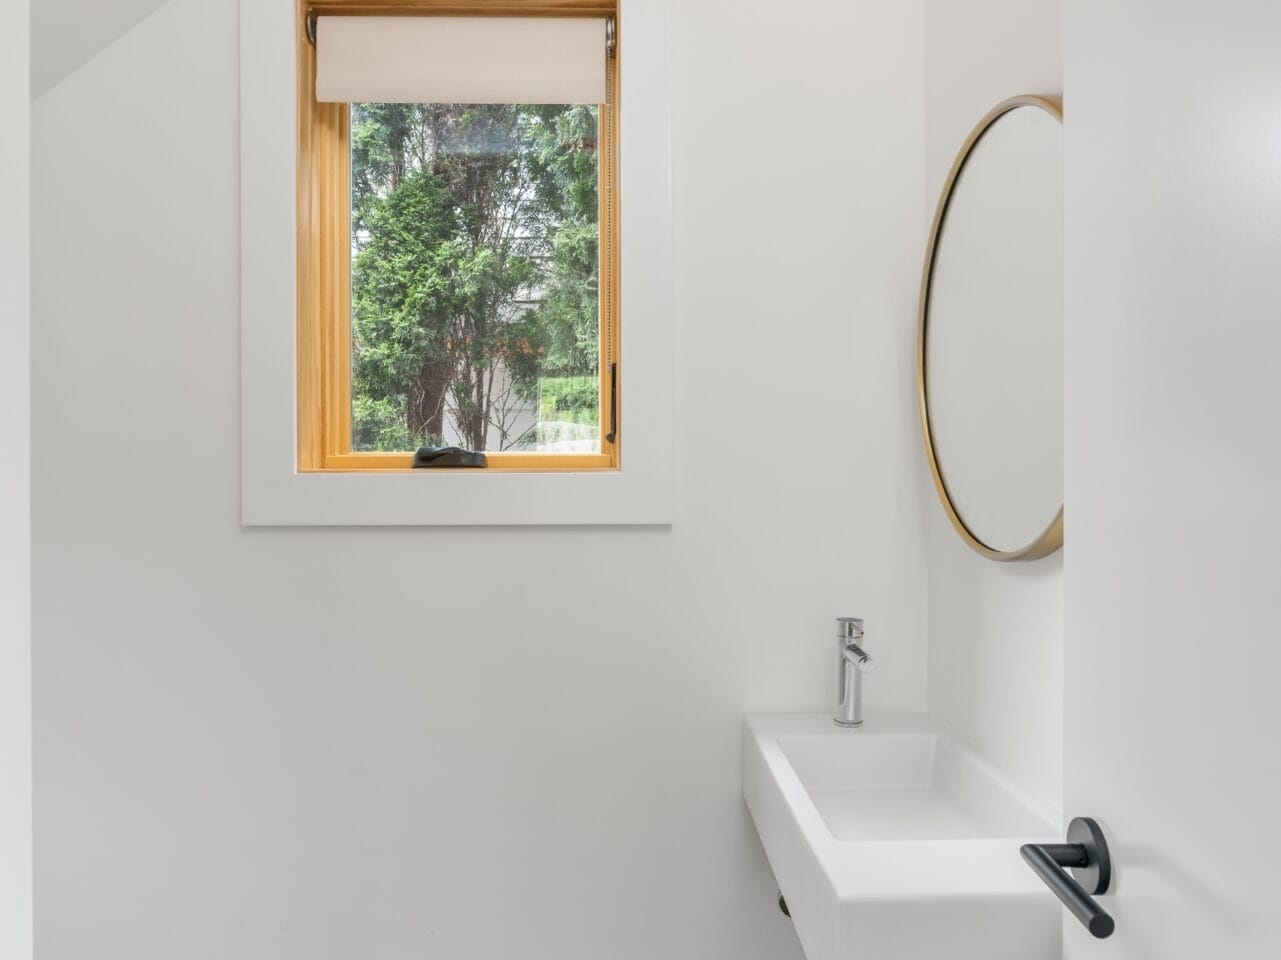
[{"x1": 919, "y1": 96, "x2": 1063, "y2": 561}]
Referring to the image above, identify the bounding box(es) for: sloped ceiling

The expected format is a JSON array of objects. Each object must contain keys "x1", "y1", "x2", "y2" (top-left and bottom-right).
[{"x1": 31, "y1": 0, "x2": 172, "y2": 98}]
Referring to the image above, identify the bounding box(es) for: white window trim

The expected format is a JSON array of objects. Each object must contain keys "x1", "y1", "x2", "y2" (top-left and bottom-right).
[{"x1": 239, "y1": 0, "x2": 674, "y2": 526}]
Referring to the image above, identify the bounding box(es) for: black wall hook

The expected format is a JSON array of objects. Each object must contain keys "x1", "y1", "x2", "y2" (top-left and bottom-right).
[{"x1": 1021, "y1": 817, "x2": 1115, "y2": 939}]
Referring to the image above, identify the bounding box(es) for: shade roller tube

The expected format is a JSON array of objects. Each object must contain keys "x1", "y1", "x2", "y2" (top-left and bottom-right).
[{"x1": 315, "y1": 16, "x2": 609, "y2": 104}]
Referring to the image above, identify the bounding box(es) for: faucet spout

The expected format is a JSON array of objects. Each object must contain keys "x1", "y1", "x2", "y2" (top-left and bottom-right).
[{"x1": 843, "y1": 642, "x2": 875, "y2": 673}]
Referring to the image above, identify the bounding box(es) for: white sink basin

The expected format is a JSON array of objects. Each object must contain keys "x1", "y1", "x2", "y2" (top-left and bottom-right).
[{"x1": 743, "y1": 713, "x2": 1062, "y2": 960}]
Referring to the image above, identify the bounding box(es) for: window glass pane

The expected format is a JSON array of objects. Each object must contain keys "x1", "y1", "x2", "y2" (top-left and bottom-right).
[{"x1": 349, "y1": 103, "x2": 601, "y2": 454}]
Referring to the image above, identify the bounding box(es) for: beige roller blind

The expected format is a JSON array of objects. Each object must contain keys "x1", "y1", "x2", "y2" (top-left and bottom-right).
[{"x1": 314, "y1": 16, "x2": 608, "y2": 104}]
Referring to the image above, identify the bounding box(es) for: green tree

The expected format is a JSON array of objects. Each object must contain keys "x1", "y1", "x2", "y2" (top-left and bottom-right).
[
  {"x1": 352, "y1": 167, "x2": 461, "y2": 447},
  {"x1": 349, "y1": 101, "x2": 602, "y2": 452},
  {"x1": 526, "y1": 104, "x2": 602, "y2": 377}
]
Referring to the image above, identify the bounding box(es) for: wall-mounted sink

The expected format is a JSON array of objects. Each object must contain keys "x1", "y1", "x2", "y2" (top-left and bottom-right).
[{"x1": 743, "y1": 714, "x2": 1061, "y2": 960}]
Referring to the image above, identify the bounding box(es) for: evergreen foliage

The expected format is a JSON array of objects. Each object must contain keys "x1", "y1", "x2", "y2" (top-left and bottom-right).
[{"x1": 349, "y1": 102, "x2": 601, "y2": 452}]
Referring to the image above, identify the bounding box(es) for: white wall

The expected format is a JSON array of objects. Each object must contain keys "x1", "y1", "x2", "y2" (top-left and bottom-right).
[
  {"x1": 1, "y1": 0, "x2": 32, "y2": 956},
  {"x1": 31, "y1": 1, "x2": 926, "y2": 958},
  {"x1": 31, "y1": 0, "x2": 171, "y2": 97},
  {"x1": 1063, "y1": 1, "x2": 1281, "y2": 956},
  {"x1": 922, "y1": 0, "x2": 1064, "y2": 811}
]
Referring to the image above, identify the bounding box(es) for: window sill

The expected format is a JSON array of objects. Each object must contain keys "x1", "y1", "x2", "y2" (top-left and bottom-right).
[
  {"x1": 315, "y1": 451, "x2": 616, "y2": 471},
  {"x1": 303, "y1": 452, "x2": 618, "y2": 473}
]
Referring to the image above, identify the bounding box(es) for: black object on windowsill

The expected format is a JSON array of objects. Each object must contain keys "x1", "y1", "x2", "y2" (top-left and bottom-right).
[{"x1": 412, "y1": 446, "x2": 488, "y2": 469}]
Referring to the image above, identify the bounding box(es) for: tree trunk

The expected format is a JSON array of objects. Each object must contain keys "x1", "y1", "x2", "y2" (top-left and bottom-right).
[
  {"x1": 470, "y1": 371, "x2": 488, "y2": 452},
  {"x1": 406, "y1": 356, "x2": 451, "y2": 444}
]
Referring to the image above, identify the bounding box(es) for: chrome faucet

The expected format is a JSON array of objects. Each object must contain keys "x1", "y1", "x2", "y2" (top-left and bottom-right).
[{"x1": 834, "y1": 617, "x2": 875, "y2": 727}]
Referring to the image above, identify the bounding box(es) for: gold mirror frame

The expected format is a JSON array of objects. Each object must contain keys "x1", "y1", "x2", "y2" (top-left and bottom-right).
[{"x1": 917, "y1": 94, "x2": 1064, "y2": 562}]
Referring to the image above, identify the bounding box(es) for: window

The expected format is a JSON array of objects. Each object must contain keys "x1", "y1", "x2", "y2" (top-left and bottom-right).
[
  {"x1": 241, "y1": 0, "x2": 670, "y2": 524},
  {"x1": 297, "y1": 3, "x2": 619, "y2": 472}
]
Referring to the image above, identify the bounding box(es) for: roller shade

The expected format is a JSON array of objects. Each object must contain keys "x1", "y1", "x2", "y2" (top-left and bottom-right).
[{"x1": 315, "y1": 16, "x2": 609, "y2": 105}]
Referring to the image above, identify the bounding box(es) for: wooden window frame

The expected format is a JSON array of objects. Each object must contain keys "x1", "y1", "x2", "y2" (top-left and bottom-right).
[{"x1": 296, "y1": 0, "x2": 621, "y2": 473}]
